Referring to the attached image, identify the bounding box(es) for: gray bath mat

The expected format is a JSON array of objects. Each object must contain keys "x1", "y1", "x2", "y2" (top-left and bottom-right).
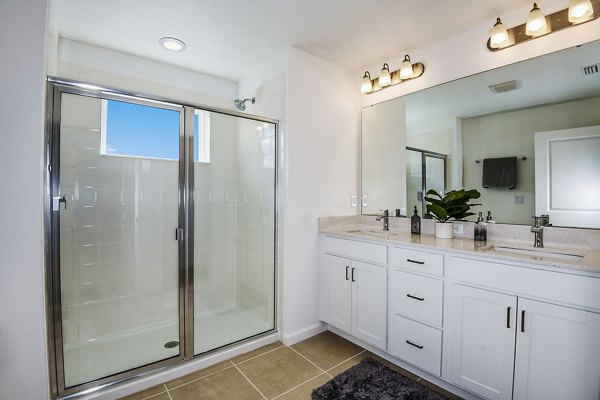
[{"x1": 312, "y1": 357, "x2": 451, "y2": 400}]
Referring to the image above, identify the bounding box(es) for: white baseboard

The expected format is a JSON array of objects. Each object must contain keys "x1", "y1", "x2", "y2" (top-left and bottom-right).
[{"x1": 281, "y1": 322, "x2": 326, "y2": 346}]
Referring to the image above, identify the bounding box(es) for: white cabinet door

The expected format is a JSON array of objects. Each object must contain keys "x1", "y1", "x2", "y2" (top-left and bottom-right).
[
  {"x1": 513, "y1": 299, "x2": 600, "y2": 400},
  {"x1": 351, "y1": 260, "x2": 387, "y2": 349},
  {"x1": 321, "y1": 254, "x2": 352, "y2": 333},
  {"x1": 449, "y1": 284, "x2": 517, "y2": 400}
]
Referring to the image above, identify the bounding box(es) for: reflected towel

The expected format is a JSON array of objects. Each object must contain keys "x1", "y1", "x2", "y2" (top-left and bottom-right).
[{"x1": 482, "y1": 157, "x2": 517, "y2": 189}]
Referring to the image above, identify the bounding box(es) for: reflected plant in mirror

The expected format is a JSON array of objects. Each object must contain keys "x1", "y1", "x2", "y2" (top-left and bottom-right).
[
  {"x1": 424, "y1": 189, "x2": 482, "y2": 223},
  {"x1": 361, "y1": 39, "x2": 600, "y2": 229}
]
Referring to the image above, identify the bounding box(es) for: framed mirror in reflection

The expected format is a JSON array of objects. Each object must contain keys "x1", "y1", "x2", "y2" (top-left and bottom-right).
[{"x1": 361, "y1": 39, "x2": 600, "y2": 229}]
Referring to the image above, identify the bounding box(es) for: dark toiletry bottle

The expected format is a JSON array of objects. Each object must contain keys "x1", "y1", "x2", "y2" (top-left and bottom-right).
[
  {"x1": 486, "y1": 210, "x2": 495, "y2": 224},
  {"x1": 474, "y1": 212, "x2": 487, "y2": 242},
  {"x1": 411, "y1": 206, "x2": 421, "y2": 234}
]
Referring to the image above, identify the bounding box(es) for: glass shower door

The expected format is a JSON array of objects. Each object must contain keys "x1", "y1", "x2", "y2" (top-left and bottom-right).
[
  {"x1": 54, "y1": 93, "x2": 183, "y2": 387},
  {"x1": 192, "y1": 110, "x2": 276, "y2": 354}
]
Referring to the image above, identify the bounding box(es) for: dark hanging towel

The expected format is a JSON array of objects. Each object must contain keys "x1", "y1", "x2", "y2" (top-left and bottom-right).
[{"x1": 482, "y1": 156, "x2": 517, "y2": 189}]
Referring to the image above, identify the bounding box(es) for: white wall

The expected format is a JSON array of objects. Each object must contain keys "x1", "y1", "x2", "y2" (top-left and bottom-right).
[
  {"x1": 282, "y1": 47, "x2": 360, "y2": 342},
  {"x1": 53, "y1": 38, "x2": 237, "y2": 110},
  {"x1": 0, "y1": 0, "x2": 50, "y2": 399}
]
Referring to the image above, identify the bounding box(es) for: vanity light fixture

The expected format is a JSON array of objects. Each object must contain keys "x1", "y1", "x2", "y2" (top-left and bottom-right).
[
  {"x1": 159, "y1": 37, "x2": 187, "y2": 51},
  {"x1": 569, "y1": 0, "x2": 594, "y2": 21},
  {"x1": 487, "y1": 0, "x2": 599, "y2": 51},
  {"x1": 379, "y1": 63, "x2": 392, "y2": 87},
  {"x1": 400, "y1": 55, "x2": 414, "y2": 79},
  {"x1": 489, "y1": 18, "x2": 509, "y2": 49},
  {"x1": 360, "y1": 55, "x2": 425, "y2": 94},
  {"x1": 526, "y1": 3, "x2": 548, "y2": 36},
  {"x1": 361, "y1": 71, "x2": 373, "y2": 94}
]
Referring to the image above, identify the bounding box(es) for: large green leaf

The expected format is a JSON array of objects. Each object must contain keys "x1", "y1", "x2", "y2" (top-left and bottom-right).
[{"x1": 424, "y1": 188, "x2": 482, "y2": 222}]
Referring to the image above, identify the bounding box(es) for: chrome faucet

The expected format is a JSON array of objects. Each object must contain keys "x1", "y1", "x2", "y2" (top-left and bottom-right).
[
  {"x1": 531, "y1": 215, "x2": 549, "y2": 248},
  {"x1": 376, "y1": 209, "x2": 389, "y2": 231}
]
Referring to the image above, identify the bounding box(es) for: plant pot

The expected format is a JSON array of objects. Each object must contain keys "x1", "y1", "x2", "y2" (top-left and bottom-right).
[{"x1": 435, "y1": 222, "x2": 454, "y2": 239}]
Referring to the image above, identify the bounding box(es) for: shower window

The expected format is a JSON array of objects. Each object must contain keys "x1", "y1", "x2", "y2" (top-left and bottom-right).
[{"x1": 101, "y1": 99, "x2": 180, "y2": 160}]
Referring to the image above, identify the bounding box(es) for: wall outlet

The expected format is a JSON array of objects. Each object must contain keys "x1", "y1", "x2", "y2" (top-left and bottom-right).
[
  {"x1": 514, "y1": 194, "x2": 525, "y2": 204},
  {"x1": 351, "y1": 195, "x2": 357, "y2": 207},
  {"x1": 453, "y1": 223, "x2": 464, "y2": 234}
]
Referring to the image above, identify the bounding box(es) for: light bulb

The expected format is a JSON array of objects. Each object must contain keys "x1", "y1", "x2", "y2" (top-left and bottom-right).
[
  {"x1": 361, "y1": 71, "x2": 373, "y2": 93},
  {"x1": 526, "y1": 3, "x2": 548, "y2": 36},
  {"x1": 379, "y1": 63, "x2": 391, "y2": 87},
  {"x1": 489, "y1": 18, "x2": 509, "y2": 48},
  {"x1": 569, "y1": 0, "x2": 594, "y2": 22},
  {"x1": 400, "y1": 55, "x2": 414, "y2": 79}
]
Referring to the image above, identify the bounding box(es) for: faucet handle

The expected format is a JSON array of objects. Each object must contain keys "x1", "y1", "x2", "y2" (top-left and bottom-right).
[
  {"x1": 531, "y1": 215, "x2": 545, "y2": 227},
  {"x1": 380, "y1": 209, "x2": 389, "y2": 216}
]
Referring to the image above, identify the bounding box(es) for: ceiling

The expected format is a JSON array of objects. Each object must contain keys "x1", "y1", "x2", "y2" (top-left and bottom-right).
[
  {"x1": 404, "y1": 40, "x2": 600, "y2": 131},
  {"x1": 48, "y1": 0, "x2": 531, "y2": 81}
]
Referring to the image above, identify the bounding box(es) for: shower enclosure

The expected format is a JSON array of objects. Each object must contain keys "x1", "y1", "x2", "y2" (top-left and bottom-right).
[
  {"x1": 405, "y1": 147, "x2": 447, "y2": 216},
  {"x1": 46, "y1": 79, "x2": 277, "y2": 398}
]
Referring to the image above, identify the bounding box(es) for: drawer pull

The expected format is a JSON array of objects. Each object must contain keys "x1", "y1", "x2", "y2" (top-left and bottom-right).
[
  {"x1": 406, "y1": 340, "x2": 424, "y2": 349},
  {"x1": 406, "y1": 293, "x2": 425, "y2": 301},
  {"x1": 521, "y1": 310, "x2": 526, "y2": 333},
  {"x1": 351, "y1": 267, "x2": 356, "y2": 282},
  {"x1": 345, "y1": 266, "x2": 349, "y2": 281},
  {"x1": 406, "y1": 258, "x2": 425, "y2": 265},
  {"x1": 506, "y1": 306, "x2": 511, "y2": 329}
]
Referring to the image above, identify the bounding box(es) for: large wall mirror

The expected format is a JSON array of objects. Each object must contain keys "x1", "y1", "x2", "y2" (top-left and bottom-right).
[{"x1": 361, "y1": 39, "x2": 600, "y2": 229}]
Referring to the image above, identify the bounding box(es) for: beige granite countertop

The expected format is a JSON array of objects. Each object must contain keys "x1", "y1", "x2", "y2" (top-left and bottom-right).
[{"x1": 319, "y1": 216, "x2": 600, "y2": 275}]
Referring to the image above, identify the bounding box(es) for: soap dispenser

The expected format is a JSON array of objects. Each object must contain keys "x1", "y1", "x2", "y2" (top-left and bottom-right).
[
  {"x1": 474, "y1": 212, "x2": 487, "y2": 242},
  {"x1": 486, "y1": 210, "x2": 495, "y2": 224},
  {"x1": 411, "y1": 206, "x2": 421, "y2": 234}
]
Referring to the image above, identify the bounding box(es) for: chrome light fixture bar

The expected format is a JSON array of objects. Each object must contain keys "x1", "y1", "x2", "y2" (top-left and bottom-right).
[
  {"x1": 487, "y1": 0, "x2": 599, "y2": 51},
  {"x1": 361, "y1": 55, "x2": 425, "y2": 94}
]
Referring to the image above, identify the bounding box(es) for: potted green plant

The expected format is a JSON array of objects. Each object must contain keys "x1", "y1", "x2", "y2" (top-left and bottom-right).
[{"x1": 424, "y1": 188, "x2": 482, "y2": 238}]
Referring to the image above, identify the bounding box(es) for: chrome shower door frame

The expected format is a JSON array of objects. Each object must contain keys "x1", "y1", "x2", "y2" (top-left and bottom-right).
[{"x1": 45, "y1": 78, "x2": 279, "y2": 399}]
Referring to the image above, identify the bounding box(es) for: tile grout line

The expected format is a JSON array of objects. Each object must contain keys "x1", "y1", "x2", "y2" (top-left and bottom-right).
[
  {"x1": 163, "y1": 383, "x2": 174, "y2": 400},
  {"x1": 233, "y1": 344, "x2": 285, "y2": 366},
  {"x1": 139, "y1": 391, "x2": 169, "y2": 400},
  {"x1": 271, "y1": 347, "x2": 368, "y2": 399},
  {"x1": 287, "y1": 346, "x2": 327, "y2": 374},
  {"x1": 271, "y1": 373, "x2": 329, "y2": 400},
  {"x1": 163, "y1": 362, "x2": 236, "y2": 391},
  {"x1": 232, "y1": 363, "x2": 268, "y2": 400},
  {"x1": 324, "y1": 349, "x2": 367, "y2": 374}
]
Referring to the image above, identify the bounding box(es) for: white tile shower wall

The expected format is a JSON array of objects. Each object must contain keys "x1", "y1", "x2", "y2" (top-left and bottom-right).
[
  {"x1": 60, "y1": 94, "x2": 180, "y2": 345},
  {"x1": 235, "y1": 118, "x2": 276, "y2": 326},
  {"x1": 193, "y1": 113, "x2": 238, "y2": 314}
]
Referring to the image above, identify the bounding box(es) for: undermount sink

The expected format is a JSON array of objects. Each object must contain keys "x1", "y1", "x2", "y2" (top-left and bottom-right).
[
  {"x1": 484, "y1": 245, "x2": 584, "y2": 261},
  {"x1": 344, "y1": 229, "x2": 398, "y2": 239}
]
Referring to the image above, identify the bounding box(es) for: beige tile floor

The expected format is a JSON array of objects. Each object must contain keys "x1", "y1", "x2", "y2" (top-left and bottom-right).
[{"x1": 120, "y1": 331, "x2": 462, "y2": 400}]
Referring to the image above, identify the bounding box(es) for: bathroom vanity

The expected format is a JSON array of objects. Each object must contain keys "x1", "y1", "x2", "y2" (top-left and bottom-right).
[{"x1": 319, "y1": 218, "x2": 600, "y2": 400}]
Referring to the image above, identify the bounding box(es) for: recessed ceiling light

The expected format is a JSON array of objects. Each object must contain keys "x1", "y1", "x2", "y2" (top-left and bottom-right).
[{"x1": 159, "y1": 37, "x2": 186, "y2": 52}]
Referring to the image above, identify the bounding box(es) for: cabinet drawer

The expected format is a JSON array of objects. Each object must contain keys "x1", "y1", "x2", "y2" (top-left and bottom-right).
[
  {"x1": 323, "y1": 236, "x2": 387, "y2": 264},
  {"x1": 388, "y1": 315, "x2": 442, "y2": 376},
  {"x1": 389, "y1": 269, "x2": 443, "y2": 326},
  {"x1": 390, "y1": 247, "x2": 443, "y2": 276}
]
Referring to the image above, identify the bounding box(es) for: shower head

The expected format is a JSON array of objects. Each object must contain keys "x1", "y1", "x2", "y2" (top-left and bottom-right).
[{"x1": 234, "y1": 97, "x2": 255, "y2": 111}]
